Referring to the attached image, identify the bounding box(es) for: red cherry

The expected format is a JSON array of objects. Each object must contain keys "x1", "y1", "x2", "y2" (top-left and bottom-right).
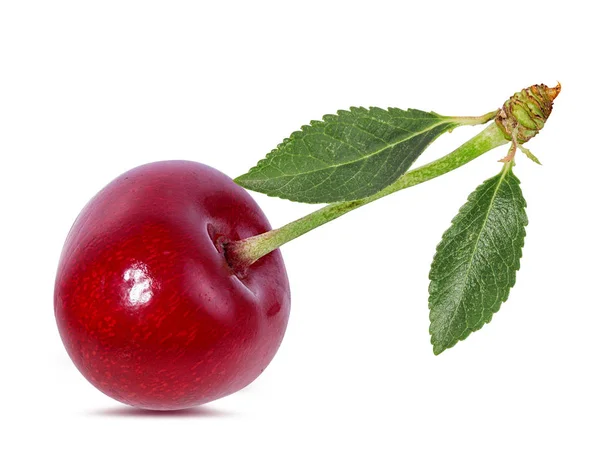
[{"x1": 54, "y1": 161, "x2": 290, "y2": 410}]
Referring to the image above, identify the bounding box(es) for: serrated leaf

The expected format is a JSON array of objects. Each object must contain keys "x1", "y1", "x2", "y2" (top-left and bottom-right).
[
  {"x1": 428, "y1": 165, "x2": 527, "y2": 355},
  {"x1": 235, "y1": 107, "x2": 460, "y2": 203}
]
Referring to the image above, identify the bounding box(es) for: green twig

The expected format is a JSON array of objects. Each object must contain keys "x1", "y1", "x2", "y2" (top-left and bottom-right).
[{"x1": 226, "y1": 122, "x2": 508, "y2": 271}]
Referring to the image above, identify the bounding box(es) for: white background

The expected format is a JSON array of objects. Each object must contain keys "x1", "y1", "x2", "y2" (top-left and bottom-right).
[{"x1": 1, "y1": 1, "x2": 598, "y2": 459}]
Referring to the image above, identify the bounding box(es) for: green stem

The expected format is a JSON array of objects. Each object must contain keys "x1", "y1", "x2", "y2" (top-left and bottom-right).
[
  {"x1": 450, "y1": 110, "x2": 499, "y2": 126},
  {"x1": 226, "y1": 122, "x2": 509, "y2": 271}
]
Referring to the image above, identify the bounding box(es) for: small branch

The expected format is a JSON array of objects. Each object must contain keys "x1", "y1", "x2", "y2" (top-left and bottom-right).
[{"x1": 226, "y1": 122, "x2": 509, "y2": 272}]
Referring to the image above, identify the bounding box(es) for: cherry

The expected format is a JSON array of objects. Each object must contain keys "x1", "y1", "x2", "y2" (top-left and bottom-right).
[{"x1": 54, "y1": 161, "x2": 290, "y2": 410}]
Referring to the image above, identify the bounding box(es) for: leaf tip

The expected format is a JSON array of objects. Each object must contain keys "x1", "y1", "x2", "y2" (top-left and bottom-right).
[
  {"x1": 432, "y1": 345, "x2": 445, "y2": 356},
  {"x1": 234, "y1": 174, "x2": 251, "y2": 188},
  {"x1": 431, "y1": 336, "x2": 453, "y2": 355}
]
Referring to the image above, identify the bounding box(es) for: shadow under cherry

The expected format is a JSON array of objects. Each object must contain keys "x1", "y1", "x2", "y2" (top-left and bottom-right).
[{"x1": 86, "y1": 405, "x2": 234, "y2": 418}]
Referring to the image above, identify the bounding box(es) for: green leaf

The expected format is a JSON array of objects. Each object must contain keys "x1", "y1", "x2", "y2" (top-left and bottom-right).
[
  {"x1": 428, "y1": 165, "x2": 527, "y2": 355},
  {"x1": 235, "y1": 107, "x2": 460, "y2": 204}
]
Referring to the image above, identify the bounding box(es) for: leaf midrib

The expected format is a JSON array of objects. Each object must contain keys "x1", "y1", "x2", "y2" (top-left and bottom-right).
[
  {"x1": 240, "y1": 118, "x2": 454, "y2": 182},
  {"x1": 438, "y1": 166, "x2": 511, "y2": 344}
]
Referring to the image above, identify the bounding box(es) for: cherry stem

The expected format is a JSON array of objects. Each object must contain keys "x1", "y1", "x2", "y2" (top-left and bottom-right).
[{"x1": 225, "y1": 121, "x2": 508, "y2": 271}]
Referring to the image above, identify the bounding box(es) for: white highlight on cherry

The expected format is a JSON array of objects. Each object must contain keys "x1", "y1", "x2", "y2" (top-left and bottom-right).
[{"x1": 123, "y1": 263, "x2": 154, "y2": 306}]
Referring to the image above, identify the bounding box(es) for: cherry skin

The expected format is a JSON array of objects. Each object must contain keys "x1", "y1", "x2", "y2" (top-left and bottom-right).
[{"x1": 54, "y1": 161, "x2": 290, "y2": 410}]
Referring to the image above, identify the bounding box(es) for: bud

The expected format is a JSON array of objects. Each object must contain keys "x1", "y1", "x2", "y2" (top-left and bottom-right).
[{"x1": 495, "y1": 83, "x2": 561, "y2": 143}]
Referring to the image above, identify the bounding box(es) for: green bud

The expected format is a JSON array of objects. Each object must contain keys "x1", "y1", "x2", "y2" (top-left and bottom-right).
[{"x1": 495, "y1": 83, "x2": 561, "y2": 143}]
